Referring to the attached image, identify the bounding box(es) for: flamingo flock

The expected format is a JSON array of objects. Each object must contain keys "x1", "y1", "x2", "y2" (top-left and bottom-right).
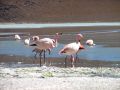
[{"x1": 14, "y1": 33, "x2": 95, "y2": 67}]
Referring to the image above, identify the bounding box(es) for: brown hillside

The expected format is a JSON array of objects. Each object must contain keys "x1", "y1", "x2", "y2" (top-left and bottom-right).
[{"x1": 0, "y1": 0, "x2": 120, "y2": 22}]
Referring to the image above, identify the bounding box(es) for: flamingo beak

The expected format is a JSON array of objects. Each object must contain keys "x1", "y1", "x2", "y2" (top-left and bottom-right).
[
  {"x1": 80, "y1": 35, "x2": 84, "y2": 39},
  {"x1": 58, "y1": 32, "x2": 62, "y2": 35},
  {"x1": 79, "y1": 45, "x2": 85, "y2": 49},
  {"x1": 30, "y1": 43, "x2": 37, "y2": 46}
]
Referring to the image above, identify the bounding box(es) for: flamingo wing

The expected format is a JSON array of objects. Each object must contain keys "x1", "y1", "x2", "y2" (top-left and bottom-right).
[
  {"x1": 60, "y1": 42, "x2": 80, "y2": 55},
  {"x1": 36, "y1": 38, "x2": 55, "y2": 49}
]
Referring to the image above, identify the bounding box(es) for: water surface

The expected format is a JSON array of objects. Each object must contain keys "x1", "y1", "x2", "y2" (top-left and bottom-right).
[{"x1": 0, "y1": 29, "x2": 120, "y2": 61}]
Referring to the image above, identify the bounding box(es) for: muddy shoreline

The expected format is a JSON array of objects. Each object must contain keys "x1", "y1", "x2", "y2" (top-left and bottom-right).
[
  {"x1": 0, "y1": 55, "x2": 119, "y2": 68},
  {"x1": 1, "y1": 26, "x2": 120, "y2": 35}
]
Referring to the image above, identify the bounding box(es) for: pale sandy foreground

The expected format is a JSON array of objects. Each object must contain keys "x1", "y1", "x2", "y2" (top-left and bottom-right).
[
  {"x1": 0, "y1": 63, "x2": 120, "y2": 90},
  {"x1": 0, "y1": 77, "x2": 120, "y2": 90}
]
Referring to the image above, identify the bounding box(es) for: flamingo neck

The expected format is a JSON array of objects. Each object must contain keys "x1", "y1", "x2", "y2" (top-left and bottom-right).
[
  {"x1": 76, "y1": 39, "x2": 81, "y2": 43},
  {"x1": 76, "y1": 34, "x2": 83, "y2": 43},
  {"x1": 53, "y1": 39, "x2": 58, "y2": 47},
  {"x1": 28, "y1": 38, "x2": 30, "y2": 41},
  {"x1": 54, "y1": 35, "x2": 59, "y2": 47}
]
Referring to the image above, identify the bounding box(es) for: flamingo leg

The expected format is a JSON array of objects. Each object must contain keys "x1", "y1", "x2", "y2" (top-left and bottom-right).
[
  {"x1": 71, "y1": 55, "x2": 75, "y2": 68},
  {"x1": 32, "y1": 52, "x2": 37, "y2": 64},
  {"x1": 65, "y1": 56, "x2": 67, "y2": 68},
  {"x1": 47, "y1": 48, "x2": 51, "y2": 66},
  {"x1": 32, "y1": 50, "x2": 37, "y2": 64},
  {"x1": 43, "y1": 50, "x2": 46, "y2": 65},
  {"x1": 47, "y1": 48, "x2": 51, "y2": 55},
  {"x1": 39, "y1": 50, "x2": 43, "y2": 67},
  {"x1": 34, "y1": 52, "x2": 37, "y2": 59},
  {"x1": 75, "y1": 53, "x2": 79, "y2": 63}
]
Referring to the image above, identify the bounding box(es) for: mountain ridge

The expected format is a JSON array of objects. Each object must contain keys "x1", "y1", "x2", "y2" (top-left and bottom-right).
[{"x1": 0, "y1": 0, "x2": 120, "y2": 22}]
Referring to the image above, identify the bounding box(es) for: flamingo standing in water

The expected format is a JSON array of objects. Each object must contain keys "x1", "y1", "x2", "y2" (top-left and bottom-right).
[
  {"x1": 59, "y1": 34, "x2": 84, "y2": 67},
  {"x1": 31, "y1": 33, "x2": 62, "y2": 66},
  {"x1": 24, "y1": 38, "x2": 31, "y2": 45},
  {"x1": 15, "y1": 34, "x2": 21, "y2": 40},
  {"x1": 86, "y1": 39, "x2": 95, "y2": 46},
  {"x1": 24, "y1": 33, "x2": 32, "y2": 45}
]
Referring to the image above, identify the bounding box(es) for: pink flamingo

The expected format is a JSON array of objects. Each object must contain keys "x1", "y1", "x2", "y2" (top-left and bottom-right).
[
  {"x1": 86, "y1": 39, "x2": 95, "y2": 46},
  {"x1": 32, "y1": 32, "x2": 62, "y2": 49},
  {"x1": 15, "y1": 34, "x2": 21, "y2": 40},
  {"x1": 31, "y1": 33, "x2": 62, "y2": 66},
  {"x1": 59, "y1": 34, "x2": 84, "y2": 67},
  {"x1": 24, "y1": 38, "x2": 30, "y2": 45}
]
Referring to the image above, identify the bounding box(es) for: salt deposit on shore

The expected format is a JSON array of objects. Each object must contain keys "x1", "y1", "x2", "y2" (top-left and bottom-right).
[
  {"x1": 0, "y1": 63, "x2": 120, "y2": 90},
  {"x1": 0, "y1": 63, "x2": 120, "y2": 78},
  {"x1": 0, "y1": 77, "x2": 120, "y2": 90}
]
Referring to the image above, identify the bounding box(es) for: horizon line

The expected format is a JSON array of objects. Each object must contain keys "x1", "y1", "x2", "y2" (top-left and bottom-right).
[{"x1": 0, "y1": 22, "x2": 120, "y2": 29}]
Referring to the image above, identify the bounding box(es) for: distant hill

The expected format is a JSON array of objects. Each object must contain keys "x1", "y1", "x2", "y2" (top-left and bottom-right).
[{"x1": 0, "y1": 0, "x2": 120, "y2": 22}]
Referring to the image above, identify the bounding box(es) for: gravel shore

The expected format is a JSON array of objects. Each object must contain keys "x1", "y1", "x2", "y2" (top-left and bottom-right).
[{"x1": 0, "y1": 63, "x2": 120, "y2": 90}]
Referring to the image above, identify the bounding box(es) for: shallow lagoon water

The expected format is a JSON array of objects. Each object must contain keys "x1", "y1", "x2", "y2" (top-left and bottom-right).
[{"x1": 0, "y1": 29, "x2": 120, "y2": 61}]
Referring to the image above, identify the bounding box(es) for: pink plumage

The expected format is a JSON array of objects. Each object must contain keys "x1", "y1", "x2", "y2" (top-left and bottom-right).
[
  {"x1": 31, "y1": 33, "x2": 62, "y2": 66},
  {"x1": 60, "y1": 33, "x2": 84, "y2": 67}
]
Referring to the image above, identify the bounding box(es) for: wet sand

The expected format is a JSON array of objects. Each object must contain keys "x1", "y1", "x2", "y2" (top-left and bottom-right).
[
  {"x1": 1, "y1": 26, "x2": 120, "y2": 35},
  {"x1": 0, "y1": 55, "x2": 120, "y2": 68}
]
